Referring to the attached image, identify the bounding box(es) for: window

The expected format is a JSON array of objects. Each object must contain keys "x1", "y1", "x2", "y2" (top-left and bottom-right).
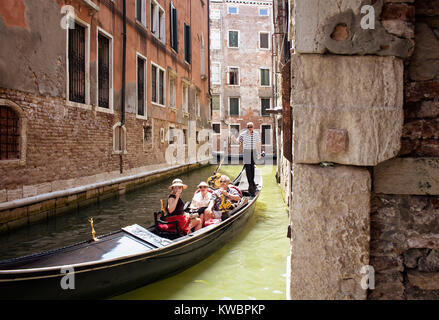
[
  {"x1": 0, "y1": 106, "x2": 19, "y2": 160},
  {"x1": 210, "y1": 9, "x2": 220, "y2": 19},
  {"x1": 143, "y1": 125, "x2": 152, "y2": 150},
  {"x1": 113, "y1": 123, "x2": 126, "y2": 154},
  {"x1": 228, "y1": 30, "x2": 239, "y2": 48},
  {"x1": 230, "y1": 124, "x2": 240, "y2": 145},
  {"x1": 151, "y1": 62, "x2": 165, "y2": 106},
  {"x1": 229, "y1": 97, "x2": 239, "y2": 116},
  {"x1": 212, "y1": 123, "x2": 221, "y2": 134},
  {"x1": 261, "y1": 98, "x2": 270, "y2": 116},
  {"x1": 261, "y1": 125, "x2": 272, "y2": 145},
  {"x1": 182, "y1": 82, "x2": 189, "y2": 113},
  {"x1": 169, "y1": 73, "x2": 177, "y2": 109},
  {"x1": 212, "y1": 94, "x2": 220, "y2": 111},
  {"x1": 259, "y1": 8, "x2": 269, "y2": 16},
  {"x1": 168, "y1": 126, "x2": 175, "y2": 144},
  {"x1": 151, "y1": 65, "x2": 157, "y2": 103},
  {"x1": 170, "y1": 2, "x2": 178, "y2": 52},
  {"x1": 260, "y1": 68, "x2": 270, "y2": 86},
  {"x1": 184, "y1": 23, "x2": 191, "y2": 63},
  {"x1": 98, "y1": 32, "x2": 111, "y2": 109},
  {"x1": 211, "y1": 29, "x2": 220, "y2": 50},
  {"x1": 228, "y1": 6, "x2": 238, "y2": 14},
  {"x1": 160, "y1": 128, "x2": 165, "y2": 143},
  {"x1": 137, "y1": 54, "x2": 147, "y2": 116},
  {"x1": 68, "y1": 21, "x2": 88, "y2": 104},
  {"x1": 151, "y1": 1, "x2": 165, "y2": 42},
  {"x1": 228, "y1": 67, "x2": 239, "y2": 85},
  {"x1": 136, "y1": 0, "x2": 146, "y2": 25},
  {"x1": 259, "y1": 32, "x2": 269, "y2": 49},
  {"x1": 196, "y1": 91, "x2": 200, "y2": 117},
  {"x1": 183, "y1": 128, "x2": 187, "y2": 145},
  {"x1": 211, "y1": 62, "x2": 221, "y2": 84}
]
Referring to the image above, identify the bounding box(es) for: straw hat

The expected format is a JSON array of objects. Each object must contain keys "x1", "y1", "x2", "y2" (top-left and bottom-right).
[
  {"x1": 168, "y1": 178, "x2": 187, "y2": 189},
  {"x1": 197, "y1": 181, "x2": 209, "y2": 188}
]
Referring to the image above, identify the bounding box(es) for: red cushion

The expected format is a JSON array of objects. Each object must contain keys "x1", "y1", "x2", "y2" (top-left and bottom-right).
[{"x1": 158, "y1": 214, "x2": 189, "y2": 233}]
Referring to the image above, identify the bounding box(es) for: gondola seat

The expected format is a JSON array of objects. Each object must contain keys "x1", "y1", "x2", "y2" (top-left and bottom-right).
[{"x1": 154, "y1": 211, "x2": 181, "y2": 239}]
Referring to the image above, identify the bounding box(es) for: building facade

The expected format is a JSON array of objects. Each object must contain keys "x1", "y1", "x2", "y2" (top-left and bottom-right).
[
  {"x1": 274, "y1": 0, "x2": 439, "y2": 300},
  {"x1": 209, "y1": 0, "x2": 275, "y2": 159},
  {"x1": 0, "y1": 0, "x2": 211, "y2": 230}
]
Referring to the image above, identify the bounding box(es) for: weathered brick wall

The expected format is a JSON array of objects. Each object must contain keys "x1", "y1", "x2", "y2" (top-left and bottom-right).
[
  {"x1": 0, "y1": 88, "x2": 166, "y2": 200},
  {"x1": 369, "y1": 0, "x2": 439, "y2": 299}
]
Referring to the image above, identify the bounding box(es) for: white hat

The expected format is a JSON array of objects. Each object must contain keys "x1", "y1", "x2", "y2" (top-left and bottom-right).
[
  {"x1": 168, "y1": 178, "x2": 187, "y2": 189},
  {"x1": 197, "y1": 181, "x2": 209, "y2": 188}
]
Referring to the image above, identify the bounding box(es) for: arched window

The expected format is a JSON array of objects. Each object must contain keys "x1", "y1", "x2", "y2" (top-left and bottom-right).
[{"x1": 0, "y1": 106, "x2": 19, "y2": 160}]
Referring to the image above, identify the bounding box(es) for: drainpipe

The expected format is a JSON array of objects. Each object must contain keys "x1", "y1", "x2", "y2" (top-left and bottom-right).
[
  {"x1": 207, "y1": 0, "x2": 212, "y2": 119},
  {"x1": 120, "y1": 0, "x2": 127, "y2": 174}
]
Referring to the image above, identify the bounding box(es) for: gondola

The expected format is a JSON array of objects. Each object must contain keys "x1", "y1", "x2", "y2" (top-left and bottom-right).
[{"x1": 0, "y1": 167, "x2": 262, "y2": 299}]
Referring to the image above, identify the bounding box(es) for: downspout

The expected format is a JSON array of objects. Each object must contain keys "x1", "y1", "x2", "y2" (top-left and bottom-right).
[{"x1": 120, "y1": 0, "x2": 127, "y2": 174}]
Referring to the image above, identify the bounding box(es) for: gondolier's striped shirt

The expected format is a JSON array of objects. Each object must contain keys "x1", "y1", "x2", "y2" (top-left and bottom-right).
[{"x1": 239, "y1": 130, "x2": 261, "y2": 150}]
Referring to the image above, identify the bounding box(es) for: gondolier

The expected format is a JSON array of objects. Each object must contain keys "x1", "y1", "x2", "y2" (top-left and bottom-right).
[{"x1": 237, "y1": 122, "x2": 261, "y2": 196}]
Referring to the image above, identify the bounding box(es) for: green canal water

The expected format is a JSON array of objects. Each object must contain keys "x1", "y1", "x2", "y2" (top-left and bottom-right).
[{"x1": 0, "y1": 165, "x2": 289, "y2": 300}]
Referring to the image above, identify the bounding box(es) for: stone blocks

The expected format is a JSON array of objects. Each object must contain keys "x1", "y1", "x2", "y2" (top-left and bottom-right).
[
  {"x1": 292, "y1": 54, "x2": 404, "y2": 166},
  {"x1": 374, "y1": 157, "x2": 439, "y2": 195},
  {"x1": 290, "y1": 164, "x2": 371, "y2": 300},
  {"x1": 292, "y1": 0, "x2": 414, "y2": 58}
]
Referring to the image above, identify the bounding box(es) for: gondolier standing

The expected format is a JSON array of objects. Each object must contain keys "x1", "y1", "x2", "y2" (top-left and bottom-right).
[{"x1": 236, "y1": 122, "x2": 261, "y2": 196}]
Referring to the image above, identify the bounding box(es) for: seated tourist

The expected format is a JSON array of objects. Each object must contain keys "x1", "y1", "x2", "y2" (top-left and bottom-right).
[
  {"x1": 163, "y1": 178, "x2": 202, "y2": 235},
  {"x1": 206, "y1": 175, "x2": 242, "y2": 220},
  {"x1": 190, "y1": 181, "x2": 213, "y2": 226}
]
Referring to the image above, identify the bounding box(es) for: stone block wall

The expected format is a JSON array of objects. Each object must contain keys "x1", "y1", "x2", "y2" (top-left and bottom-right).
[{"x1": 369, "y1": 0, "x2": 439, "y2": 299}]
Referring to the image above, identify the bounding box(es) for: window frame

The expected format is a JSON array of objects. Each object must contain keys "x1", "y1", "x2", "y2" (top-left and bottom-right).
[
  {"x1": 150, "y1": 61, "x2": 166, "y2": 107},
  {"x1": 168, "y1": 69, "x2": 177, "y2": 110},
  {"x1": 259, "y1": 7, "x2": 269, "y2": 16},
  {"x1": 260, "y1": 67, "x2": 271, "y2": 87},
  {"x1": 181, "y1": 80, "x2": 190, "y2": 114},
  {"x1": 96, "y1": 27, "x2": 114, "y2": 114},
  {"x1": 260, "y1": 97, "x2": 271, "y2": 116},
  {"x1": 259, "y1": 31, "x2": 270, "y2": 50},
  {"x1": 170, "y1": 1, "x2": 178, "y2": 52},
  {"x1": 211, "y1": 62, "x2": 221, "y2": 85},
  {"x1": 229, "y1": 123, "x2": 240, "y2": 146},
  {"x1": 210, "y1": 29, "x2": 221, "y2": 50},
  {"x1": 151, "y1": 0, "x2": 166, "y2": 43},
  {"x1": 66, "y1": 17, "x2": 91, "y2": 109},
  {"x1": 136, "y1": 0, "x2": 147, "y2": 26},
  {"x1": 261, "y1": 124, "x2": 272, "y2": 146},
  {"x1": 227, "y1": 5, "x2": 238, "y2": 15},
  {"x1": 228, "y1": 66, "x2": 240, "y2": 86},
  {"x1": 229, "y1": 97, "x2": 240, "y2": 117},
  {"x1": 227, "y1": 30, "x2": 239, "y2": 49},
  {"x1": 212, "y1": 122, "x2": 221, "y2": 135},
  {"x1": 136, "y1": 52, "x2": 148, "y2": 119},
  {"x1": 184, "y1": 23, "x2": 191, "y2": 64}
]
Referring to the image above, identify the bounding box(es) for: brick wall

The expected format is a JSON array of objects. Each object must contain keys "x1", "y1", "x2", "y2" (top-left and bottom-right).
[{"x1": 370, "y1": 0, "x2": 439, "y2": 299}]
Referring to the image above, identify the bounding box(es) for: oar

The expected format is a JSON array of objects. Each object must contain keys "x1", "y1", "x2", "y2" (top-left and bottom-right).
[{"x1": 214, "y1": 154, "x2": 225, "y2": 174}]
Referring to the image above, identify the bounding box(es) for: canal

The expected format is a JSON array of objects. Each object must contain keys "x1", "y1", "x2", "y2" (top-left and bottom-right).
[{"x1": 0, "y1": 165, "x2": 289, "y2": 300}]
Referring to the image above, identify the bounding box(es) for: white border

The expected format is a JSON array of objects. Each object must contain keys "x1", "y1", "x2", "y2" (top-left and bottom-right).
[
  {"x1": 228, "y1": 66, "x2": 240, "y2": 86},
  {"x1": 227, "y1": 30, "x2": 239, "y2": 48},
  {"x1": 260, "y1": 123, "x2": 272, "y2": 146},
  {"x1": 258, "y1": 31, "x2": 270, "y2": 50},
  {"x1": 260, "y1": 67, "x2": 270, "y2": 87},
  {"x1": 96, "y1": 27, "x2": 114, "y2": 114},
  {"x1": 229, "y1": 96, "x2": 240, "y2": 117}
]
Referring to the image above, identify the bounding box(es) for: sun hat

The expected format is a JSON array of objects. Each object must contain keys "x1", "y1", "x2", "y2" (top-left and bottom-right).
[
  {"x1": 168, "y1": 178, "x2": 187, "y2": 190},
  {"x1": 197, "y1": 181, "x2": 209, "y2": 188}
]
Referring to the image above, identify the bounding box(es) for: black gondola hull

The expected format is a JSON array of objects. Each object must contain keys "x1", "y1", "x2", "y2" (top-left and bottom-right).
[{"x1": 0, "y1": 188, "x2": 258, "y2": 299}]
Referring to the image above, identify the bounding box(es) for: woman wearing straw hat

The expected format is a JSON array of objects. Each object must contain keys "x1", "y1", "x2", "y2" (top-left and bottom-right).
[
  {"x1": 166, "y1": 178, "x2": 202, "y2": 234},
  {"x1": 190, "y1": 181, "x2": 214, "y2": 226}
]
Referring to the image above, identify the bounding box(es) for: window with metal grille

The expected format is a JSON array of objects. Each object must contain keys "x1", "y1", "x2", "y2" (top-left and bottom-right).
[
  {"x1": 98, "y1": 33, "x2": 110, "y2": 108},
  {"x1": 68, "y1": 22, "x2": 86, "y2": 104},
  {"x1": 137, "y1": 56, "x2": 145, "y2": 116},
  {"x1": 229, "y1": 97, "x2": 239, "y2": 116},
  {"x1": 0, "y1": 106, "x2": 19, "y2": 160}
]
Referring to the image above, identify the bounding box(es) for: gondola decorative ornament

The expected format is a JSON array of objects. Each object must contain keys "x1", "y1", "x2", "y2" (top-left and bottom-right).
[{"x1": 88, "y1": 218, "x2": 99, "y2": 242}]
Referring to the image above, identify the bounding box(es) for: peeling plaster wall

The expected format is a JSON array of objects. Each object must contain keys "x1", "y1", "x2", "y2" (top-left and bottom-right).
[{"x1": 0, "y1": 0, "x2": 66, "y2": 98}]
